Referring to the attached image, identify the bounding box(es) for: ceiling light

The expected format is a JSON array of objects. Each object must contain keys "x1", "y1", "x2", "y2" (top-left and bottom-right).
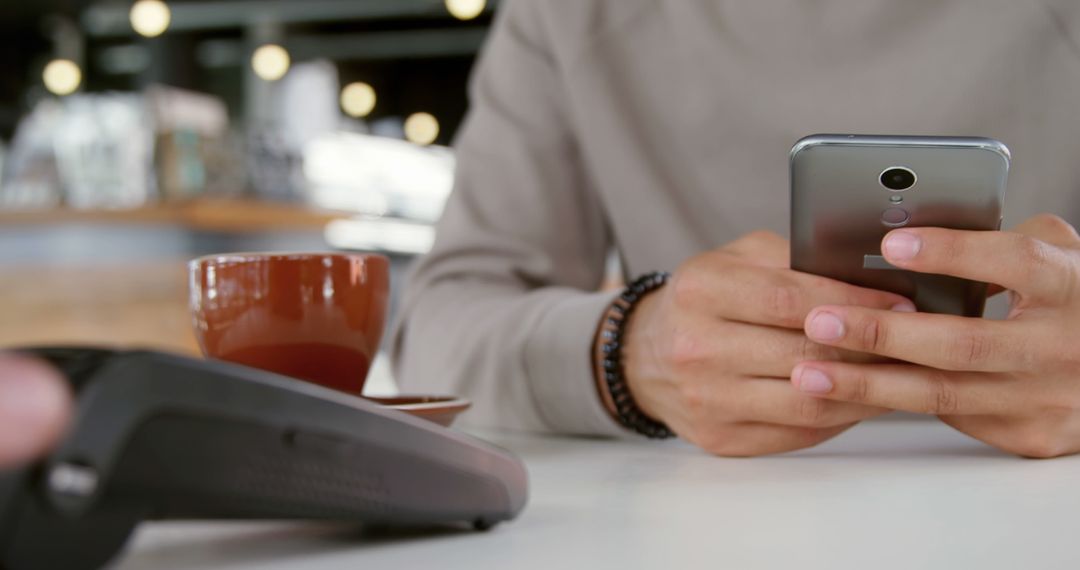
[
  {"x1": 43, "y1": 59, "x2": 82, "y2": 96},
  {"x1": 341, "y1": 82, "x2": 377, "y2": 118},
  {"x1": 404, "y1": 112, "x2": 440, "y2": 146},
  {"x1": 130, "y1": 0, "x2": 171, "y2": 38},
  {"x1": 445, "y1": 0, "x2": 485, "y2": 21},
  {"x1": 252, "y1": 44, "x2": 290, "y2": 82}
]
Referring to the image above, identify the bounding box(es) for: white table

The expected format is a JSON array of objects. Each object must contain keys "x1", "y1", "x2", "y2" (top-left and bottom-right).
[{"x1": 117, "y1": 418, "x2": 1080, "y2": 570}]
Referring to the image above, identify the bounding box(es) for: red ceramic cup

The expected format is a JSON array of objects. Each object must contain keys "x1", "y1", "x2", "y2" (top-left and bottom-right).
[{"x1": 188, "y1": 252, "x2": 390, "y2": 394}]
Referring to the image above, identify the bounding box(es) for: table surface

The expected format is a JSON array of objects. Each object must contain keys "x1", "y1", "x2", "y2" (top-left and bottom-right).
[{"x1": 116, "y1": 418, "x2": 1080, "y2": 570}]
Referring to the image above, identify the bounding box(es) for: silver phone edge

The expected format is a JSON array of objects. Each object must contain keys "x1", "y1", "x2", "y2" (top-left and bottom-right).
[{"x1": 790, "y1": 134, "x2": 1011, "y2": 168}]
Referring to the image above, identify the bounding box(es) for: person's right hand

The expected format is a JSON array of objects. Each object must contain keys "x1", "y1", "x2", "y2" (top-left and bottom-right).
[
  {"x1": 0, "y1": 353, "x2": 73, "y2": 468},
  {"x1": 621, "y1": 231, "x2": 915, "y2": 456}
]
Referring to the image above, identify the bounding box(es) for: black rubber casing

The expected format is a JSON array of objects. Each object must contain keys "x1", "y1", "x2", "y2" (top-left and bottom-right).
[{"x1": 0, "y1": 348, "x2": 528, "y2": 570}]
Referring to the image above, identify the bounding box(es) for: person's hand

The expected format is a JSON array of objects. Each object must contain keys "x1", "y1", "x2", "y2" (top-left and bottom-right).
[
  {"x1": 0, "y1": 353, "x2": 73, "y2": 468},
  {"x1": 791, "y1": 214, "x2": 1080, "y2": 458},
  {"x1": 619, "y1": 231, "x2": 916, "y2": 456}
]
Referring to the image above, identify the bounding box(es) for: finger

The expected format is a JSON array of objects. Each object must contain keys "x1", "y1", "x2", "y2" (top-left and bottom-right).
[
  {"x1": 791, "y1": 361, "x2": 1014, "y2": 416},
  {"x1": 0, "y1": 354, "x2": 73, "y2": 468},
  {"x1": 682, "y1": 421, "x2": 857, "y2": 457},
  {"x1": 681, "y1": 262, "x2": 914, "y2": 329},
  {"x1": 710, "y1": 323, "x2": 884, "y2": 377},
  {"x1": 880, "y1": 226, "x2": 1075, "y2": 303},
  {"x1": 940, "y1": 415, "x2": 1080, "y2": 459},
  {"x1": 731, "y1": 378, "x2": 890, "y2": 427},
  {"x1": 723, "y1": 230, "x2": 790, "y2": 268},
  {"x1": 804, "y1": 305, "x2": 1033, "y2": 372},
  {"x1": 987, "y1": 215, "x2": 1079, "y2": 297},
  {"x1": 1012, "y1": 213, "x2": 1080, "y2": 247}
]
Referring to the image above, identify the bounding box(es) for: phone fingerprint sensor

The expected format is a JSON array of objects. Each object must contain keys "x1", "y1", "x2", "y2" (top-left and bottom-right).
[{"x1": 881, "y1": 208, "x2": 910, "y2": 227}]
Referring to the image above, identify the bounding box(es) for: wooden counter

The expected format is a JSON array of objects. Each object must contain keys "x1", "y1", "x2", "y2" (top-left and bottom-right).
[
  {"x1": 0, "y1": 262, "x2": 200, "y2": 355},
  {"x1": 0, "y1": 199, "x2": 350, "y2": 353},
  {"x1": 0, "y1": 198, "x2": 349, "y2": 233}
]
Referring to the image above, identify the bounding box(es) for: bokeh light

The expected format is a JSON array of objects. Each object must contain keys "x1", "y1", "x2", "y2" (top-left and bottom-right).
[
  {"x1": 404, "y1": 112, "x2": 440, "y2": 146},
  {"x1": 42, "y1": 59, "x2": 82, "y2": 96},
  {"x1": 130, "y1": 0, "x2": 172, "y2": 38},
  {"x1": 251, "y1": 44, "x2": 291, "y2": 81},
  {"x1": 340, "y1": 82, "x2": 377, "y2": 118},
  {"x1": 445, "y1": 0, "x2": 485, "y2": 21}
]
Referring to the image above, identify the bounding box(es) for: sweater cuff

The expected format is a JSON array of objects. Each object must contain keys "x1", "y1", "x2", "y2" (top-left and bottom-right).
[{"x1": 523, "y1": 289, "x2": 631, "y2": 437}]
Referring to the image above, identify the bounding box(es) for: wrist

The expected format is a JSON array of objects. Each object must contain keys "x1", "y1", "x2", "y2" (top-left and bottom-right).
[
  {"x1": 618, "y1": 292, "x2": 664, "y2": 420},
  {"x1": 590, "y1": 272, "x2": 674, "y2": 439}
]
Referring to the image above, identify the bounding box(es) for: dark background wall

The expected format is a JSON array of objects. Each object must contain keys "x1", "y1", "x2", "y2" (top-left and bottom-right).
[{"x1": 0, "y1": 0, "x2": 495, "y2": 142}]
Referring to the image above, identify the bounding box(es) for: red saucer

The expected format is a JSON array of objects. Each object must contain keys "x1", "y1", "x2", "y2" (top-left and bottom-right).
[{"x1": 367, "y1": 395, "x2": 471, "y2": 427}]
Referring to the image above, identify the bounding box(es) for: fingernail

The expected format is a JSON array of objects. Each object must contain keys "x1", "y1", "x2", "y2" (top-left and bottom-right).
[
  {"x1": 795, "y1": 366, "x2": 833, "y2": 394},
  {"x1": 806, "y1": 311, "x2": 845, "y2": 341},
  {"x1": 891, "y1": 301, "x2": 917, "y2": 312},
  {"x1": 882, "y1": 231, "x2": 922, "y2": 262}
]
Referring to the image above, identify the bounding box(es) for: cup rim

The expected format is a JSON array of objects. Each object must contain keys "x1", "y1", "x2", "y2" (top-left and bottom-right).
[{"x1": 189, "y1": 251, "x2": 389, "y2": 268}]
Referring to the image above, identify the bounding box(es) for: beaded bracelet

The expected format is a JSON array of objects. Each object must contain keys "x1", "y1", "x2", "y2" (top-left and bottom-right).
[{"x1": 596, "y1": 271, "x2": 675, "y2": 439}]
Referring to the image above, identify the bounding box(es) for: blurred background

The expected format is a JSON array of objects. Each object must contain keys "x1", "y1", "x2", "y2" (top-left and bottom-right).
[{"x1": 0, "y1": 0, "x2": 499, "y2": 393}]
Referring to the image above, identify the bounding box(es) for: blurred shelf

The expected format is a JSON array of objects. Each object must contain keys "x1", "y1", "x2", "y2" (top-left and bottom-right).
[{"x1": 0, "y1": 199, "x2": 351, "y2": 233}]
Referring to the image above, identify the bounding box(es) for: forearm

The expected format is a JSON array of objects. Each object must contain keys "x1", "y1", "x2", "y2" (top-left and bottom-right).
[{"x1": 392, "y1": 279, "x2": 622, "y2": 436}]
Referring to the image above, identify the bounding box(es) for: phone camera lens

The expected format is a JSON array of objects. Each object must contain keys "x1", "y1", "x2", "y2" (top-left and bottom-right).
[{"x1": 880, "y1": 167, "x2": 917, "y2": 191}]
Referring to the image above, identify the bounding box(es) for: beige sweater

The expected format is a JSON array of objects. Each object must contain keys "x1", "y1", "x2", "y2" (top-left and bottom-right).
[{"x1": 391, "y1": 0, "x2": 1080, "y2": 436}]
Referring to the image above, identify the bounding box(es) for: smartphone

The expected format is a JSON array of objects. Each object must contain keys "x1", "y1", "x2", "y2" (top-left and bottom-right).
[{"x1": 790, "y1": 134, "x2": 1010, "y2": 317}]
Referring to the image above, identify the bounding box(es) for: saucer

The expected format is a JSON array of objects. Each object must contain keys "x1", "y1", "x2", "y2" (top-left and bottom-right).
[{"x1": 366, "y1": 395, "x2": 471, "y2": 427}]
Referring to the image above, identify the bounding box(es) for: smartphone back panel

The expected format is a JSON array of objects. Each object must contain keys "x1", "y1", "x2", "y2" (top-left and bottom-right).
[{"x1": 790, "y1": 134, "x2": 1009, "y2": 316}]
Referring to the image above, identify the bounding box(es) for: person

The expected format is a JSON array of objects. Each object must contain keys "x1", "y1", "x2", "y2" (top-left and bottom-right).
[
  {"x1": 3, "y1": 1, "x2": 1080, "y2": 462},
  {"x1": 392, "y1": 0, "x2": 1080, "y2": 457},
  {"x1": 0, "y1": 353, "x2": 72, "y2": 468}
]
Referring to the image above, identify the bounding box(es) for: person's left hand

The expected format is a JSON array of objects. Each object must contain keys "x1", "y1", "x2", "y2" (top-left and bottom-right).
[{"x1": 788, "y1": 214, "x2": 1080, "y2": 458}]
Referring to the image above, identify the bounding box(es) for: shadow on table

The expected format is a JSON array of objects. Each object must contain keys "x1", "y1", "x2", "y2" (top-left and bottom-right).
[
  {"x1": 118, "y1": 521, "x2": 478, "y2": 570},
  {"x1": 788, "y1": 443, "x2": 1011, "y2": 461},
  {"x1": 480, "y1": 424, "x2": 1016, "y2": 463}
]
